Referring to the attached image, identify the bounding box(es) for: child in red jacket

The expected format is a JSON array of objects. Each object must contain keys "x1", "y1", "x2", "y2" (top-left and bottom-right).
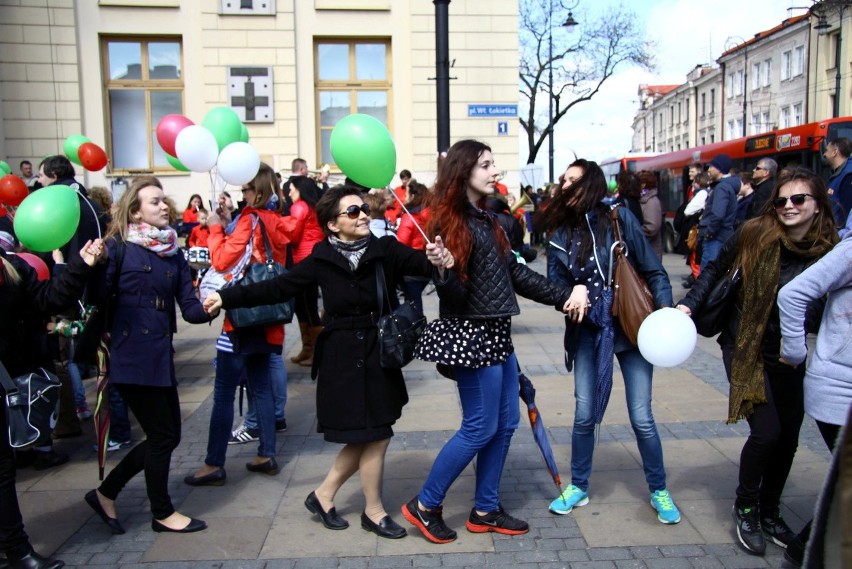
[{"x1": 187, "y1": 211, "x2": 210, "y2": 248}]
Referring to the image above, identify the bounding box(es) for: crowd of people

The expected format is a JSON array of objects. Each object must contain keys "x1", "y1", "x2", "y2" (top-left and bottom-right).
[{"x1": 0, "y1": 142, "x2": 850, "y2": 569}]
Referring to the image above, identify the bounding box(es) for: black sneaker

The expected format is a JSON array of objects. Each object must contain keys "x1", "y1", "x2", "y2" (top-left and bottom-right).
[
  {"x1": 465, "y1": 506, "x2": 529, "y2": 535},
  {"x1": 275, "y1": 420, "x2": 287, "y2": 432},
  {"x1": 401, "y1": 497, "x2": 457, "y2": 544},
  {"x1": 732, "y1": 504, "x2": 766, "y2": 555},
  {"x1": 761, "y1": 509, "x2": 796, "y2": 548},
  {"x1": 783, "y1": 535, "x2": 805, "y2": 567}
]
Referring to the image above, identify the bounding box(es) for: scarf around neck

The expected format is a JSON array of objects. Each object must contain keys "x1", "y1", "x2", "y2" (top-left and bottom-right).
[
  {"x1": 126, "y1": 222, "x2": 179, "y2": 257},
  {"x1": 728, "y1": 233, "x2": 833, "y2": 423},
  {"x1": 329, "y1": 234, "x2": 370, "y2": 270}
]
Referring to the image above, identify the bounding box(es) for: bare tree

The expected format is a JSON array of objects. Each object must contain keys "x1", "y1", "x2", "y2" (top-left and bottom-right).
[{"x1": 519, "y1": 0, "x2": 655, "y2": 166}]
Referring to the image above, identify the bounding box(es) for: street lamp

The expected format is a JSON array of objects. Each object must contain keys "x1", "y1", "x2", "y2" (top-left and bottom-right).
[
  {"x1": 547, "y1": 5, "x2": 578, "y2": 183},
  {"x1": 814, "y1": 3, "x2": 846, "y2": 118},
  {"x1": 725, "y1": 36, "x2": 748, "y2": 136}
]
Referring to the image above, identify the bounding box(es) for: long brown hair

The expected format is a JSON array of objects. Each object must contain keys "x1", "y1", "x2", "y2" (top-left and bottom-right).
[
  {"x1": 734, "y1": 167, "x2": 838, "y2": 279},
  {"x1": 243, "y1": 163, "x2": 277, "y2": 209},
  {"x1": 426, "y1": 139, "x2": 509, "y2": 283},
  {"x1": 107, "y1": 175, "x2": 164, "y2": 242}
]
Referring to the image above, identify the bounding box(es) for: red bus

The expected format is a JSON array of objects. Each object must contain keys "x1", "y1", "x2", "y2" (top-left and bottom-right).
[
  {"x1": 600, "y1": 153, "x2": 658, "y2": 182},
  {"x1": 631, "y1": 116, "x2": 852, "y2": 250}
]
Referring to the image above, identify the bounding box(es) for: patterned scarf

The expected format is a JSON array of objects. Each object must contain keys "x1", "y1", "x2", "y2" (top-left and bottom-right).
[
  {"x1": 329, "y1": 235, "x2": 370, "y2": 270},
  {"x1": 728, "y1": 234, "x2": 832, "y2": 423},
  {"x1": 126, "y1": 223, "x2": 179, "y2": 257}
]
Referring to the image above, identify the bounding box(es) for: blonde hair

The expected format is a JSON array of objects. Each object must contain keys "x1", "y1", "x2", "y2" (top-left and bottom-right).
[
  {"x1": 1, "y1": 257, "x2": 21, "y2": 285},
  {"x1": 107, "y1": 175, "x2": 164, "y2": 242}
]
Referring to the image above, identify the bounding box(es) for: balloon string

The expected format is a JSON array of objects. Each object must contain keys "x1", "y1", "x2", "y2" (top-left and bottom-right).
[
  {"x1": 389, "y1": 188, "x2": 431, "y2": 245},
  {"x1": 76, "y1": 188, "x2": 102, "y2": 239}
]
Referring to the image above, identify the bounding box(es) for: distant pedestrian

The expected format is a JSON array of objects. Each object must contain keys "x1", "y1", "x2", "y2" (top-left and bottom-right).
[{"x1": 698, "y1": 154, "x2": 738, "y2": 269}]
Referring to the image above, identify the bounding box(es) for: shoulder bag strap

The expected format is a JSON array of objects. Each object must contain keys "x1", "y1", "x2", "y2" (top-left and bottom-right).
[
  {"x1": 375, "y1": 262, "x2": 390, "y2": 316},
  {"x1": 0, "y1": 360, "x2": 18, "y2": 396},
  {"x1": 254, "y1": 215, "x2": 275, "y2": 263}
]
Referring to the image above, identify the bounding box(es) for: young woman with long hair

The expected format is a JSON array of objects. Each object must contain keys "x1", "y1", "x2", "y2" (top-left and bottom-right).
[
  {"x1": 535, "y1": 159, "x2": 680, "y2": 526},
  {"x1": 678, "y1": 167, "x2": 838, "y2": 556},
  {"x1": 401, "y1": 139, "x2": 571, "y2": 544}
]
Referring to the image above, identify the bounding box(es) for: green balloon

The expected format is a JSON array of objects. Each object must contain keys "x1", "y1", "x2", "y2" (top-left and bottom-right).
[
  {"x1": 201, "y1": 107, "x2": 243, "y2": 153},
  {"x1": 607, "y1": 179, "x2": 618, "y2": 191},
  {"x1": 14, "y1": 185, "x2": 81, "y2": 252},
  {"x1": 64, "y1": 134, "x2": 92, "y2": 166},
  {"x1": 239, "y1": 122, "x2": 249, "y2": 143},
  {"x1": 0, "y1": 161, "x2": 10, "y2": 175},
  {"x1": 166, "y1": 153, "x2": 190, "y2": 172},
  {"x1": 330, "y1": 114, "x2": 396, "y2": 189}
]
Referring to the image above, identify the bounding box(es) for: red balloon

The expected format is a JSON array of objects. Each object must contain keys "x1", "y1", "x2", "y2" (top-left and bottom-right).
[
  {"x1": 0, "y1": 174, "x2": 28, "y2": 206},
  {"x1": 14, "y1": 252, "x2": 50, "y2": 281},
  {"x1": 156, "y1": 114, "x2": 194, "y2": 157},
  {"x1": 78, "y1": 142, "x2": 109, "y2": 171},
  {"x1": 0, "y1": 206, "x2": 7, "y2": 217}
]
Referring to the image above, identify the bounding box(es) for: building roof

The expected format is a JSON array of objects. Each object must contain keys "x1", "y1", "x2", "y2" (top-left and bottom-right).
[
  {"x1": 639, "y1": 84, "x2": 679, "y2": 97},
  {"x1": 719, "y1": 14, "x2": 809, "y2": 57}
]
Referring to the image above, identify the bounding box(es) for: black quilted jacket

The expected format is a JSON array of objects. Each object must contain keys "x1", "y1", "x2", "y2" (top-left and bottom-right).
[{"x1": 435, "y1": 208, "x2": 570, "y2": 319}]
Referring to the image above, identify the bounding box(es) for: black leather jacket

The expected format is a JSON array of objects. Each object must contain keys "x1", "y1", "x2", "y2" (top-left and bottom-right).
[{"x1": 435, "y1": 207, "x2": 570, "y2": 318}]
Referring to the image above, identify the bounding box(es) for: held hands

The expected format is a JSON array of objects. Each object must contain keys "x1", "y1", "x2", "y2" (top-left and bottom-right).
[
  {"x1": 425, "y1": 236, "x2": 454, "y2": 270},
  {"x1": 562, "y1": 284, "x2": 589, "y2": 323},
  {"x1": 203, "y1": 292, "x2": 223, "y2": 316},
  {"x1": 79, "y1": 239, "x2": 106, "y2": 267},
  {"x1": 675, "y1": 304, "x2": 692, "y2": 317}
]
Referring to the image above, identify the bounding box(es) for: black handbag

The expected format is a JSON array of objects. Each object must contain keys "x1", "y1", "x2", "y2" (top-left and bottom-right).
[
  {"x1": 226, "y1": 216, "x2": 295, "y2": 328},
  {"x1": 375, "y1": 263, "x2": 426, "y2": 369},
  {"x1": 693, "y1": 266, "x2": 742, "y2": 337},
  {"x1": 1, "y1": 362, "x2": 61, "y2": 449}
]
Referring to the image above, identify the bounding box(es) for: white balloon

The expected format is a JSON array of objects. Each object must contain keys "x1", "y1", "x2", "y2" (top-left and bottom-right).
[
  {"x1": 175, "y1": 125, "x2": 219, "y2": 173},
  {"x1": 637, "y1": 307, "x2": 697, "y2": 368},
  {"x1": 216, "y1": 142, "x2": 260, "y2": 186}
]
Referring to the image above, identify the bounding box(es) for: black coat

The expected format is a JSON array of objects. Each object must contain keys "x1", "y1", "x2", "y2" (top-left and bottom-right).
[{"x1": 219, "y1": 235, "x2": 432, "y2": 434}]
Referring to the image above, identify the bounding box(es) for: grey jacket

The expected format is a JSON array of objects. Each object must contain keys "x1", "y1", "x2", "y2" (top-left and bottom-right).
[{"x1": 779, "y1": 233, "x2": 852, "y2": 426}]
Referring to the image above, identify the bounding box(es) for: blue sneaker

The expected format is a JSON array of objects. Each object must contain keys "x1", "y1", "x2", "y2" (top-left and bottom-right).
[
  {"x1": 549, "y1": 484, "x2": 589, "y2": 515},
  {"x1": 650, "y1": 489, "x2": 681, "y2": 524}
]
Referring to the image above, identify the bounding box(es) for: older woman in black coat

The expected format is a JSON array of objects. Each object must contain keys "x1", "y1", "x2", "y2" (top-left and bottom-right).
[{"x1": 203, "y1": 184, "x2": 451, "y2": 540}]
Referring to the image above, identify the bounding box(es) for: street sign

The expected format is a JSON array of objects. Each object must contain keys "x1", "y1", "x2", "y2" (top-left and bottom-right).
[
  {"x1": 468, "y1": 104, "x2": 518, "y2": 117},
  {"x1": 497, "y1": 121, "x2": 509, "y2": 135}
]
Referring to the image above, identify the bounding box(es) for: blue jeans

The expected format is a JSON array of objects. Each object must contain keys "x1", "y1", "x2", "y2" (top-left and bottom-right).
[
  {"x1": 700, "y1": 237, "x2": 724, "y2": 271},
  {"x1": 571, "y1": 329, "x2": 666, "y2": 493},
  {"x1": 419, "y1": 353, "x2": 520, "y2": 512},
  {"x1": 401, "y1": 277, "x2": 429, "y2": 315},
  {"x1": 205, "y1": 351, "x2": 275, "y2": 466},
  {"x1": 244, "y1": 353, "x2": 286, "y2": 428}
]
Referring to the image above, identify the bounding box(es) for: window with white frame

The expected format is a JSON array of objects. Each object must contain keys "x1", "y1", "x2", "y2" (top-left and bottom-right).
[
  {"x1": 726, "y1": 74, "x2": 734, "y2": 98},
  {"x1": 735, "y1": 70, "x2": 743, "y2": 96},
  {"x1": 794, "y1": 46, "x2": 805, "y2": 76},
  {"x1": 781, "y1": 106, "x2": 791, "y2": 128},
  {"x1": 793, "y1": 102, "x2": 802, "y2": 125},
  {"x1": 710, "y1": 88, "x2": 716, "y2": 114},
  {"x1": 736, "y1": 118, "x2": 744, "y2": 137},
  {"x1": 763, "y1": 59, "x2": 771, "y2": 86},
  {"x1": 751, "y1": 112, "x2": 760, "y2": 133},
  {"x1": 782, "y1": 50, "x2": 792, "y2": 80},
  {"x1": 752, "y1": 63, "x2": 761, "y2": 90},
  {"x1": 726, "y1": 120, "x2": 734, "y2": 139},
  {"x1": 762, "y1": 111, "x2": 771, "y2": 130},
  {"x1": 701, "y1": 92, "x2": 706, "y2": 117}
]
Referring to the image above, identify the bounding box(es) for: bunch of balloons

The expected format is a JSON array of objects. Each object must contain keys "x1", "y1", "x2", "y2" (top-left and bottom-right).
[
  {"x1": 330, "y1": 114, "x2": 397, "y2": 189},
  {"x1": 64, "y1": 135, "x2": 109, "y2": 171},
  {"x1": 156, "y1": 107, "x2": 259, "y2": 186}
]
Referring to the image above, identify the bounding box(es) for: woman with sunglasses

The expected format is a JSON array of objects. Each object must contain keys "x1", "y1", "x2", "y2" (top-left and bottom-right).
[
  {"x1": 677, "y1": 167, "x2": 838, "y2": 556},
  {"x1": 202, "y1": 184, "x2": 450, "y2": 539},
  {"x1": 401, "y1": 140, "x2": 571, "y2": 544}
]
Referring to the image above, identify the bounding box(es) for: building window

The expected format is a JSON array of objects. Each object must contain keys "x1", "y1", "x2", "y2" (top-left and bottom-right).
[
  {"x1": 793, "y1": 45, "x2": 805, "y2": 77},
  {"x1": 701, "y1": 92, "x2": 706, "y2": 117},
  {"x1": 736, "y1": 118, "x2": 744, "y2": 137},
  {"x1": 726, "y1": 74, "x2": 734, "y2": 98},
  {"x1": 752, "y1": 62, "x2": 761, "y2": 90},
  {"x1": 762, "y1": 111, "x2": 771, "y2": 130},
  {"x1": 315, "y1": 39, "x2": 391, "y2": 166},
  {"x1": 701, "y1": 136, "x2": 706, "y2": 145},
  {"x1": 763, "y1": 59, "x2": 771, "y2": 86},
  {"x1": 782, "y1": 50, "x2": 792, "y2": 80},
  {"x1": 793, "y1": 102, "x2": 802, "y2": 125},
  {"x1": 710, "y1": 88, "x2": 716, "y2": 114},
  {"x1": 710, "y1": 133, "x2": 715, "y2": 143},
  {"x1": 726, "y1": 120, "x2": 734, "y2": 139},
  {"x1": 735, "y1": 70, "x2": 743, "y2": 96},
  {"x1": 101, "y1": 36, "x2": 183, "y2": 171},
  {"x1": 677, "y1": 102, "x2": 682, "y2": 123},
  {"x1": 751, "y1": 112, "x2": 760, "y2": 133},
  {"x1": 781, "y1": 106, "x2": 791, "y2": 128}
]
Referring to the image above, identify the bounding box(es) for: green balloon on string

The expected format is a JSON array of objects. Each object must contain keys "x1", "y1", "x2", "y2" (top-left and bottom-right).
[
  {"x1": 239, "y1": 123, "x2": 249, "y2": 143},
  {"x1": 14, "y1": 185, "x2": 81, "y2": 252},
  {"x1": 166, "y1": 153, "x2": 190, "y2": 172},
  {"x1": 0, "y1": 161, "x2": 10, "y2": 176}
]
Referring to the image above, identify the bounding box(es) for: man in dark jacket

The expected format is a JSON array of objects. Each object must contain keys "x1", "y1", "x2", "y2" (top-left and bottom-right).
[
  {"x1": 824, "y1": 137, "x2": 852, "y2": 225},
  {"x1": 746, "y1": 158, "x2": 777, "y2": 218},
  {"x1": 699, "y1": 154, "x2": 738, "y2": 270}
]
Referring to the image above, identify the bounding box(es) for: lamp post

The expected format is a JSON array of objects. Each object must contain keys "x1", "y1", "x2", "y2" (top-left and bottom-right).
[
  {"x1": 547, "y1": 3, "x2": 578, "y2": 183},
  {"x1": 814, "y1": 2, "x2": 846, "y2": 118},
  {"x1": 725, "y1": 36, "x2": 748, "y2": 136}
]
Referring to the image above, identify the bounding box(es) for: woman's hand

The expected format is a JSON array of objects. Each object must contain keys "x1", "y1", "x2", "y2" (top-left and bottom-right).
[
  {"x1": 52, "y1": 249, "x2": 65, "y2": 264},
  {"x1": 675, "y1": 304, "x2": 692, "y2": 316},
  {"x1": 562, "y1": 284, "x2": 589, "y2": 323},
  {"x1": 79, "y1": 239, "x2": 106, "y2": 267},
  {"x1": 203, "y1": 292, "x2": 223, "y2": 316},
  {"x1": 426, "y1": 236, "x2": 454, "y2": 273}
]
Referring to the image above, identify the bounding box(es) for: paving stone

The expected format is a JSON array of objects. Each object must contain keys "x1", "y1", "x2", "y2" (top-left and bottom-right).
[{"x1": 645, "y1": 559, "x2": 694, "y2": 569}]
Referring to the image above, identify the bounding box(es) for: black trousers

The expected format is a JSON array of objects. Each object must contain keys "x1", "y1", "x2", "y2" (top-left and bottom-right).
[
  {"x1": 98, "y1": 384, "x2": 181, "y2": 520},
  {"x1": 722, "y1": 346, "x2": 805, "y2": 511},
  {"x1": 0, "y1": 401, "x2": 30, "y2": 558}
]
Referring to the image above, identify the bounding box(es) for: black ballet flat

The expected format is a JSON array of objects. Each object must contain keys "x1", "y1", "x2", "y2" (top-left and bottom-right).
[
  {"x1": 151, "y1": 517, "x2": 207, "y2": 533},
  {"x1": 304, "y1": 491, "x2": 349, "y2": 530},
  {"x1": 245, "y1": 457, "x2": 279, "y2": 475},
  {"x1": 361, "y1": 512, "x2": 407, "y2": 539},
  {"x1": 3, "y1": 548, "x2": 64, "y2": 569},
  {"x1": 183, "y1": 467, "x2": 226, "y2": 486},
  {"x1": 84, "y1": 490, "x2": 125, "y2": 535}
]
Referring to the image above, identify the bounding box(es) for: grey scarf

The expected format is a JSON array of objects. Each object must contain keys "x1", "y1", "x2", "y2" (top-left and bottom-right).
[{"x1": 329, "y1": 235, "x2": 370, "y2": 270}]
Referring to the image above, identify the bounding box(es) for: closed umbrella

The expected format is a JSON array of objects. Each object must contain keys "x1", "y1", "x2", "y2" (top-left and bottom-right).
[
  {"x1": 584, "y1": 242, "x2": 620, "y2": 425},
  {"x1": 518, "y1": 368, "x2": 562, "y2": 493},
  {"x1": 94, "y1": 332, "x2": 111, "y2": 480}
]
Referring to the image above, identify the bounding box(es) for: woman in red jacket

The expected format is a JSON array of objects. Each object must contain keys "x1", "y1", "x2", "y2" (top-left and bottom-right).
[
  {"x1": 184, "y1": 163, "x2": 296, "y2": 486},
  {"x1": 181, "y1": 194, "x2": 206, "y2": 224},
  {"x1": 287, "y1": 176, "x2": 325, "y2": 366},
  {"x1": 396, "y1": 181, "x2": 432, "y2": 314}
]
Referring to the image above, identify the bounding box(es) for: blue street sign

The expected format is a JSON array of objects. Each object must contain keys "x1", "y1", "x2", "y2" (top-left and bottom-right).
[
  {"x1": 468, "y1": 104, "x2": 518, "y2": 117},
  {"x1": 497, "y1": 121, "x2": 509, "y2": 135}
]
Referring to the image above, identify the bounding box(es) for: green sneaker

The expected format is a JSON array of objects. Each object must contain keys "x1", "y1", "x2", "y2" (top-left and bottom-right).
[
  {"x1": 548, "y1": 484, "x2": 589, "y2": 515},
  {"x1": 650, "y1": 489, "x2": 681, "y2": 524}
]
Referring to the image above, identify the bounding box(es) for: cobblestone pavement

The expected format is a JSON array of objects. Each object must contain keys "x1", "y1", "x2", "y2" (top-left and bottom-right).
[{"x1": 13, "y1": 252, "x2": 822, "y2": 568}]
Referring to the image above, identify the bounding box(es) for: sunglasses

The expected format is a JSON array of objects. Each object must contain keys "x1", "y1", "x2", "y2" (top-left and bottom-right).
[
  {"x1": 337, "y1": 203, "x2": 371, "y2": 219},
  {"x1": 772, "y1": 193, "x2": 813, "y2": 209}
]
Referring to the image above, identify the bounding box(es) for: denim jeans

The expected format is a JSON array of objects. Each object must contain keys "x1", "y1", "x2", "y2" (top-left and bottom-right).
[
  {"x1": 418, "y1": 353, "x2": 520, "y2": 512},
  {"x1": 401, "y1": 276, "x2": 429, "y2": 315},
  {"x1": 700, "y1": 237, "x2": 724, "y2": 271},
  {"x1": 244, "y1": 353, "x2": 286, "y2": 428},
  {"x1": 571, "y1": 328, "x2": 667, "y2": 493},
  {"x1": 205, "y1": 351, "x2": 275, "y2": 466}
]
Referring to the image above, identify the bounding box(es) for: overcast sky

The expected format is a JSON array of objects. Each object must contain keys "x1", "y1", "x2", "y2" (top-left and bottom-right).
[{"x1": 518, "y1": 0, "x2": 809, "y2": 180}]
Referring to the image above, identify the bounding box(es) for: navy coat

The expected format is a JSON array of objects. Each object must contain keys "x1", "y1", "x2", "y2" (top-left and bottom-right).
[{"x1": 93, "y1": 239, "x2": 210, "y2": 387}]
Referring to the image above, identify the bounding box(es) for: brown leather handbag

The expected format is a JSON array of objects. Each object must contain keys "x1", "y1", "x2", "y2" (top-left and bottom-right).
[
  {"x1": 610, "y1": 207, "x2": 655, "y2": 346},
  {"x1": 686, "y1": 226, "x2": 699, "y2": 251}
]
